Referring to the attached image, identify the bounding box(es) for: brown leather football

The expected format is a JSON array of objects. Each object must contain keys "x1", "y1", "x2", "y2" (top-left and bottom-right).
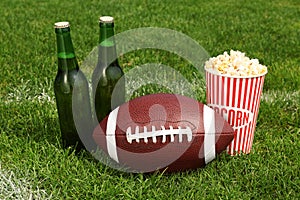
[{"x1": 93, "y1": 93, "x2": 234, "y2": 173}]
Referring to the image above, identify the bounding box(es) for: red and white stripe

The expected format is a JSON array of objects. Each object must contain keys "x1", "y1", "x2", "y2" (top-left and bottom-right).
[{"x1": 206, "y1": 72, "x2": 265, "y2": 155}]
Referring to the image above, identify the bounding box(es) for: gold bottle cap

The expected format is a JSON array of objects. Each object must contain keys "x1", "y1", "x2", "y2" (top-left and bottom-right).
[
  {"x1": 54, "y1": 21, "x2": 70, "y2": 28},
  {"x1": 99, "y1": 16, "x2": 114, "y2": 23}
]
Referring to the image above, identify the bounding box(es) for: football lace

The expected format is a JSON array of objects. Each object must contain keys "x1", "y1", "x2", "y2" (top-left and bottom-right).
[{"x1": 126, "y1": 126, "x2": 193, "y2": 144}]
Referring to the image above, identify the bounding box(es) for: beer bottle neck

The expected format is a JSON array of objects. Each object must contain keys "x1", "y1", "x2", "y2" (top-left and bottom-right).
[
  {"x1": 99, "y1": 22, "x2": 115, "y2": 46},
  {"x1": 98, "y1": 22, "x2": 118, "y2": 65},
  {"x1": 55, "y1": 27, "x2": 78, "y2": 71}
]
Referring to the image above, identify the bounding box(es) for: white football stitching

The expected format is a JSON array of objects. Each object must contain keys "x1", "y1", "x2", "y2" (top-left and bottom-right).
[{"x1": 126, "y1": 126, "x2": 193, "y2": 144}]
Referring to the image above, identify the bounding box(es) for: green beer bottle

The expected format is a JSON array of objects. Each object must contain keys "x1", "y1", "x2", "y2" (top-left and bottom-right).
[
  {"x1": 92, "y1": 16, "x2": 125, "y2": 122},
  {"x1": 54, "y1": 22, "x2": 92, "y2": 151}
]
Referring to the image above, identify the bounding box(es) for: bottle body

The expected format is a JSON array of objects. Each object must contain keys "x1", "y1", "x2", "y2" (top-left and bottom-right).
[
  {"x1": 54, "y1": 64, "x2": 91, "y2": 149},
  {"x1": 92, "y1": 16, "x2": 125, "y2": 122},
  {"x1": 54, "y1": 22, "x2": 92, "y2": 151},
  {"x1": 93, "y1": 50, "x2": 124, "y2": 122}
]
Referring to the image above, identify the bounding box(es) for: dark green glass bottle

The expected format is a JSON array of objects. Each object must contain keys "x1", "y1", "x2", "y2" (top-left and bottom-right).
[
  {"x1": 92, "y1": 16, "x2": 125, "y2": 122},
  {"x1": 54, "y1": 22, "x2": 92, "y2": 151}
]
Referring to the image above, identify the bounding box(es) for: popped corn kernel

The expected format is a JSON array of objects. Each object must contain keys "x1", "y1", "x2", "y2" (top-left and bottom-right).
[{"x1": 205, "y1": 50, "x2": 267, "y2": 77}]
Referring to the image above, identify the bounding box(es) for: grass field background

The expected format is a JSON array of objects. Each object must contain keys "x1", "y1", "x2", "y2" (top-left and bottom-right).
[{"x1": 0, "y1": 0, "x2": 299, "y2": 199}]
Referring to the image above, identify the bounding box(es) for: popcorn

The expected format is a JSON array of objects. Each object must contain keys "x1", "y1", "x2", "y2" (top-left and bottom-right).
[{"x1": 205, "y1": 50, "x2": 267, "y2": 77}]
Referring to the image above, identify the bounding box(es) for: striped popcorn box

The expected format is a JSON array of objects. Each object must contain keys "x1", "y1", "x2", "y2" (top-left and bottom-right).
[{"x1": 205, "y1": 71, "x2": 267, "y2": 155}]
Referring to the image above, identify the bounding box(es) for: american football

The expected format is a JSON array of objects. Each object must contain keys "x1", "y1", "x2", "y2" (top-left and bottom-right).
[{"x1": 93, "y1": 93, "x2": 234, "y2": 173}]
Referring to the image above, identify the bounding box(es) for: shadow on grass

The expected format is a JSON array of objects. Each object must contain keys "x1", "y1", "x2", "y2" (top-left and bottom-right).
[{"x1": 0, "y1": 101, "x2": 60, "y2": 145}]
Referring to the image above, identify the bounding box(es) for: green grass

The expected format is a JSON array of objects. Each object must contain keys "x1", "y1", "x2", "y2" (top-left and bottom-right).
[{"x1": 0, "y1": 0, "x2": 300, "y2": 199}]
